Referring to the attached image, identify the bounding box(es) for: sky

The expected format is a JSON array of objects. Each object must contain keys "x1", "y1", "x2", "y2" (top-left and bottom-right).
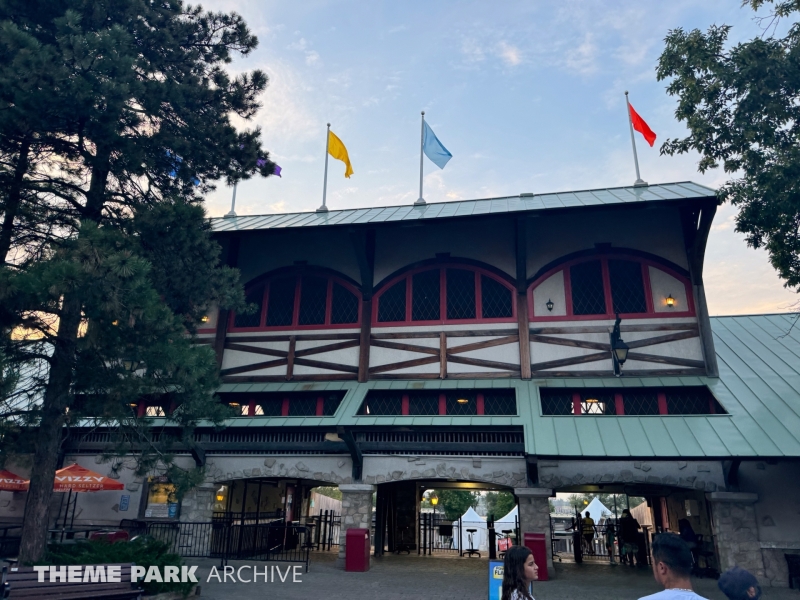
[{"x1": 200, "y1": 0, "x2": 798, "y2": 316}]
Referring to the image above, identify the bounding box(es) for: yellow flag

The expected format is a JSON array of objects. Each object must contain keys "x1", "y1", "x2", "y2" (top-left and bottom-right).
[{"x1": 328, "y1": 130, "x2": 354, "y2": 178}]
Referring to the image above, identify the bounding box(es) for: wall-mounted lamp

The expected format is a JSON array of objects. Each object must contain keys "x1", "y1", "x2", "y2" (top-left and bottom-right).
[
  {"x1": 546, "y1": 299, "x2": 554, "y2": 312},
  {"x1": 201, "y1": 315, "x2": 210, "y2": 323},
  {"x1": 111, "y1": 320, "x2": 119, "y2": 326},
  {"x1": 666, "y1": 295, "x2": 675, "y2": 308},
  {"x1": 431, "y1": 495, "x2": 439, "y2": 506},
  {"x1": 609, "y1": 314, "x2": 630, "y2": 377}
]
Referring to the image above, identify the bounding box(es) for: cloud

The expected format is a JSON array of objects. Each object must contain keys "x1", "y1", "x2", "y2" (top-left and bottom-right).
[
  {"x1": 305, "y1": 50, "x2": 320, "y2": 66},
  {"x1": 287, "y1": 37, "x2": 308, "y2": 51},
  {"x1": 497, "y1": 42, "x2": 522, "y2": 66},
  {"x1": 564, "y1": 32, "x2": 598, "y2": 74}
]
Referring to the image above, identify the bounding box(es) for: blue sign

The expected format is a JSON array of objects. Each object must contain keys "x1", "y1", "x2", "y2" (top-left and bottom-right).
[
  {"x1": 119, "y1": 495, "x2": 130, "y2": 512},
  {"x1": 488, "y1": 560, "x2": 503, "y2": 600},
  {"x1": 168, "y1": 502, "x2": 179, "y2": 518}
]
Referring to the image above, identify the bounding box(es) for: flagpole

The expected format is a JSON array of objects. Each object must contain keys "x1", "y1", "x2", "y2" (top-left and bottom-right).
[
  {"x1": 625, "y1": 91, "x2": 648, "y2": 187},
  {"x1": 224, "y1": 182, "x2": 238, "y2": 218},
  {"x1": 317, "y1": 123, "x2": 331, "y2": 213},
  {"x1": 415, "y1": 111, "x2": 426, "y2": 206}
]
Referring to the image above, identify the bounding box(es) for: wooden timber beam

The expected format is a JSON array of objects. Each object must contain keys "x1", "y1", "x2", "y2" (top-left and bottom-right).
[
  {"x1": 515, "y1": 218, "x2": 532, "y2": 379},
  {"x1": 350, "y1": 228, "x2": 375, "y2": 383}
]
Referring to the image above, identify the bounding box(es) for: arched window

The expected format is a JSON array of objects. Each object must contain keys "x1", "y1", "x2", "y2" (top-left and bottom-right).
[
  {"x1": 374, "y1": 265, "x2": 515, "y2": 325},
  {"x1": 230, "y1": 273, "x2": 361, "y2": 330},
  {"x1": 528, "y1": 254, "x2": 694, "y2": 321}
]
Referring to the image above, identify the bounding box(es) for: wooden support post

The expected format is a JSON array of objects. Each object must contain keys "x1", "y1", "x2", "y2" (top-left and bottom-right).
[
  {"x1": 439, "y1": 332, "x2": 447, "y2": 379},
  {"x1": 515, "y1": 218, "x2": 532, "y2": 379},
  {"x1": 518, "y1": 292, "x2": 531, "y2": 380},
  {"x1": 286, "y1": 335, "x2": 296, "y2": 380},
  {"x1": 359, "y1": 299, "x2": 372, "y2": 382}
]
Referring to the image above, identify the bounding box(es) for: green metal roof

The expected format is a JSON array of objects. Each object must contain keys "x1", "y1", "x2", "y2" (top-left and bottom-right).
[
  {"x1": 210, "y1": 181, "x2": 716, "y2": 233},
  {"x1": 214, "y1": 314, "x2": 800, "y2": 459}
]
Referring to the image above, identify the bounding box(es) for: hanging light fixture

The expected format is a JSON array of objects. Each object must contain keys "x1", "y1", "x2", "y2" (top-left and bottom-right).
[
  {"x1": 609, "y1": 314, "x2": 630, "y2": 377},
  {"x1": 201, "y1": 315, "x2": 210, "y2": 323},
  {"x1": 546, "y1": 299, "x2": 554, "y2": 312},
  {"x1": 665, "y1": 295, "x2": 675, "y2": 308}
]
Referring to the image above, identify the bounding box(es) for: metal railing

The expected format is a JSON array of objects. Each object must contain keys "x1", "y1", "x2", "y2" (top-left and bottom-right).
[
  {"x1": 120, "y1": 517, "x2": 311, "y2": 571},
  {"x1": 308, "y1": 510, "x2": 340, "y2": 550}
]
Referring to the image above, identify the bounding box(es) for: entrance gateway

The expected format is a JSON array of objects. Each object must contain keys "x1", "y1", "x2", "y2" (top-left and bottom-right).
[{"x1": 5, "y1": 183, "x2": 799, "y2": 587}]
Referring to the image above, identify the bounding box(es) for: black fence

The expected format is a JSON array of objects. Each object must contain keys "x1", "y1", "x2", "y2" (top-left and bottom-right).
[
  {"x1": 0, "y1": 525, "x2": 21, "y2": 560},
  {"x1": 307, "y1": 510, "x2": 340, "y2": 551},
  {"x1": 120, "y1": 516, "x2": 312, "y2": 572},
  {"x1": 418, "y1": 513, "x2": 458, "y2": 555}
]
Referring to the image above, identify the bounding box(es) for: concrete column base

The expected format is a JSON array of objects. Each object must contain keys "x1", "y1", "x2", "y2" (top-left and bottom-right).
[
  {"x1": 336, "y1": 484, "x2": 375, "y2": 569},
  {"x1": 515, "y1": 487, "x2": 555, "y2": 578},
  {"x1": 707, "y1": 492, "x2": 767, "y2": 584}
]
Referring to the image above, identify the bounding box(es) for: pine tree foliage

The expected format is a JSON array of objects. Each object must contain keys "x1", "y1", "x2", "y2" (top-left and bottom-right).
[{"x1": 0, "y1": 0, "x2": 277, "y2": 561}]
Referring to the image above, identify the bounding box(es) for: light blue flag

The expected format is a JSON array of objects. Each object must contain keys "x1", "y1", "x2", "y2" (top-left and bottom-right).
[{"x1": 423, "y1": 120, "x2": 452, "y2": 169}]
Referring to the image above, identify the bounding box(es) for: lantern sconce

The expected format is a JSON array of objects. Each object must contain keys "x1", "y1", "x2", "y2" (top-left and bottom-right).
[
  {"x1": 666, "y1": 294, "x2": 675, "y2": 308},
  {"x1": 608, "y1": 314, "x2": 630, "y2": 377},
  {"x1": 546, "y1": 299, "x2": 554, "y2": 312},
  {"x1": 201, "y1": 315, "x2": 210, "y2": 323}
]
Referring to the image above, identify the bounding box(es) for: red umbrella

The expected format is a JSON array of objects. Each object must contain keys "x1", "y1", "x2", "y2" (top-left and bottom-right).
[
  {"x1": 53, "y1": 463, "x2": 124, "y2": 492},
  {"x1": 0, "y1": 469, "x2": 29, "y2": 492}
]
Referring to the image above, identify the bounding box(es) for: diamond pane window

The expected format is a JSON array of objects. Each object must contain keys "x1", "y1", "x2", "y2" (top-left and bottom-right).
[
  {"x1": 331, "y1": 282, "x2": 359, "y2": 324},
  {"x1": 266, "y1": 277, "x2": 296, "y2": 326},
  {"x1": 481, "y1": 275, "x2": 513, "y2": 318},
  {"x1": 624, "y1": 391, "x2": 660, "y2": 415},
  {"x1": 570, "y1": 261, "x2": 606, "y2": 315},
  {"x1": 580, "y1": 392, "x2": 616, "y2": 415},
  {"x1": 234, "y1": 286, "x2": 264, "y2": 327},
  {"x1": 447, "y1": 269, "x2": 476, "y2": 320},
  {"x1": 298, "y1": 276, "x2": 327, "y2": 325},
  {"x1": 666, "y1": 388, "x2": 723, "y2": 415},
  {"x1": 409, "y1": 394, "x2": 439, "y2": 415},
  {"x1": 447, "y1": 392, "x2": 477, "y2": 416},
  {"x1": 609, "y1": 260, "x2": 647, "y2": 314},
  {"x1": 484, "y1": 391, "x2": 517, "y2": 415},
  {"x1": 323, "y1": 395, "x2": 342, "y2": 416},
  {"x1": 289, "y1": 396, "x2": 317, "y2": 416},
  {"x1": 378, "y1": 279, "x2": 406, "y2": 322},
  {"x1": 359, "y1": 392, "x2": 402, "y2": 416},
  {"x1": 412, "y1": 270, "x2": 440, "y2": 321},
  {"x1": 257, "y1": 400, "x2": 282, "y2": 416},
  {"x1": 540, "y1": 390, "x2": 574, "y2": 415}
]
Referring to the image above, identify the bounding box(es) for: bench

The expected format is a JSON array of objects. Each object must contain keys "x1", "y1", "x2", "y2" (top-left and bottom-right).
[{"x1": 3, "y1": 562, "x2": 142, "y2": 599}]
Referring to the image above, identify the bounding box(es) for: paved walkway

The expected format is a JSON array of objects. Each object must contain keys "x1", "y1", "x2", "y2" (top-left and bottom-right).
[{"x1": 191, "y1": 552, "x2": 800, "y2": 600}]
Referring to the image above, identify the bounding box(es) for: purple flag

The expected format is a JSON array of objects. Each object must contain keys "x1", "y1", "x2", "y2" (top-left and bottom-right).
[{"x1": 273, "y1": 164, "x2": 282, "y2": 177}]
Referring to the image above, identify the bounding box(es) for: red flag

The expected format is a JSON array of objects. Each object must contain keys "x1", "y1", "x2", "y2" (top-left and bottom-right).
[{"x1": 628, "y1": 103, "x2": 656, "y2": 147}]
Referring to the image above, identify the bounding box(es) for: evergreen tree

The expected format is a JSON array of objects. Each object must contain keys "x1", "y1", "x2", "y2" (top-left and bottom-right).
[
  {"x1": 0, "y1": 0, "x2": 277, "y2": 562},
  {"x1": 435, "y1": 489, "x2": 479, "y2": 521},
  {"x1": 657, "y1": 0, "x2": 800, "y2": 290}
]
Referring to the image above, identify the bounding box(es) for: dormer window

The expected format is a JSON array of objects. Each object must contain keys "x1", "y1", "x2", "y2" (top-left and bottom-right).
[
  {"x1": 530, "y1": 254, "x2": 694, "y2": 321},
  {"x1": 231, "y1": 273, "x2": 361, "y2": 330},
  {"x1": 374, "y1": 265, "x2": 515, "y2": 325}
]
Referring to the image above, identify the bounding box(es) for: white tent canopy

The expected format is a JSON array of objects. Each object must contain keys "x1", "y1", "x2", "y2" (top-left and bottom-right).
[
  {"x1": 581, "y1": 497, "x2": 614, "y2": 523},
  {"x1": 495, "y1": 505, "x2": 518, "y2": 529},
  {"x1": 454, "y1": 506, "x2": 488, "y2": 551}
]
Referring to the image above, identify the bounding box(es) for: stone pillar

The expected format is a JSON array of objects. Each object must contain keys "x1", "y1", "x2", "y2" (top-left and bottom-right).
[
  {"x1": 337, "y1": 484, "x2": 374, "y2": 567},
  {"x1": 180, "y1": 483, "x2": 216, "y2": 522},
  {"x1": 708, "y1": 492, "x2": 766, "y2": 582},
  {"x1": 515, "y1": 487, "x2": 555, "y2": 577}
]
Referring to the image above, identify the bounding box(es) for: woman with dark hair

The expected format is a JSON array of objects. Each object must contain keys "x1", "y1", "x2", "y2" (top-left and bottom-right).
[{"x1": 502, "y1": 545, "x2": 538, "y2": 600}]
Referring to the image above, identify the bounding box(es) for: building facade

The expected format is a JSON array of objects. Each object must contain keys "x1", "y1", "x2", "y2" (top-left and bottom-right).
[{"x1": 2, "y1": 181, "x2": 799, "y2": 585}]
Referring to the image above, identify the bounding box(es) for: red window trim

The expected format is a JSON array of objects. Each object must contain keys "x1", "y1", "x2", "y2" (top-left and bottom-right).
[
  {"x1": 229, "y1": 273, "x2": 362, "y2": 332},
  {"x1": 528, "y1": 254, "x2": 695, "y2": 322},
  {"x1": 372, "y1": 264, "x2": 517, "y2": 327}
]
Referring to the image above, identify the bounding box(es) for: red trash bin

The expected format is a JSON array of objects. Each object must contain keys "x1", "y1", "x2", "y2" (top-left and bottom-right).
[
  {"x1": 345, "y1": 528, "x2": 370, "y2": 572},
  {"x1": 523, "y1": 532, "x2": 549, "y2": 581}
]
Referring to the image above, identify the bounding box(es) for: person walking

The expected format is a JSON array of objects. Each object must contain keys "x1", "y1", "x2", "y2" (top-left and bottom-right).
[
  {"x1": 582, "y1": 511, "x2": 596, "y2": 555},
  {"x1": 718, "y1": 567, "x2": 762, "y2": 600},
  {"x1": 638, "y1": 533, "x2": 708, "y2": 600},
  {"x1": 501, "y1": 545, "x2": 538, "y2": 600},
  {"x1": 605, "y1": 519, "x2": 617, "y2": 564},
  {"x1": 619, "y1": 508, "x2": 641, "y2": 567}
]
